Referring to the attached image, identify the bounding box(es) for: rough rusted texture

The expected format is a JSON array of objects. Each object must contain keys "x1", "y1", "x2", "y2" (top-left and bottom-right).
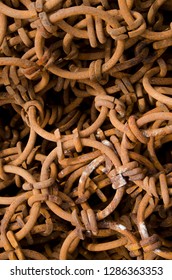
[{"x1": 0, "y1": 0, "x2": 172, "y2": 260}]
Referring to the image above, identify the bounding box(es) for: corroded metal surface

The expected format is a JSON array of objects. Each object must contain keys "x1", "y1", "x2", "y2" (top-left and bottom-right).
[{"x1": 0, "y1": 0, "x2": 172, "y2": 260}]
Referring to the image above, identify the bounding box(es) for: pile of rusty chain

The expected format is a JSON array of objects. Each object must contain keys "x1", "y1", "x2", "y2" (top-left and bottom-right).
[{"x1": 0, "y1": 0, "x2": 172, "y2": 260}]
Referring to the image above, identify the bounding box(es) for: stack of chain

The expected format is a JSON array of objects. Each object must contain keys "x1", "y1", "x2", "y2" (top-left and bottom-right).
[{"x1": 0, "y1": 0, "x2": 172, "y2": 260}]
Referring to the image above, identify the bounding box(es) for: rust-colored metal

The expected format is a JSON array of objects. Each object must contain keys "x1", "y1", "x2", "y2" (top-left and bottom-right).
[{"x1": 0, "y1": 0, "x2": 172, "y2": 260}]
